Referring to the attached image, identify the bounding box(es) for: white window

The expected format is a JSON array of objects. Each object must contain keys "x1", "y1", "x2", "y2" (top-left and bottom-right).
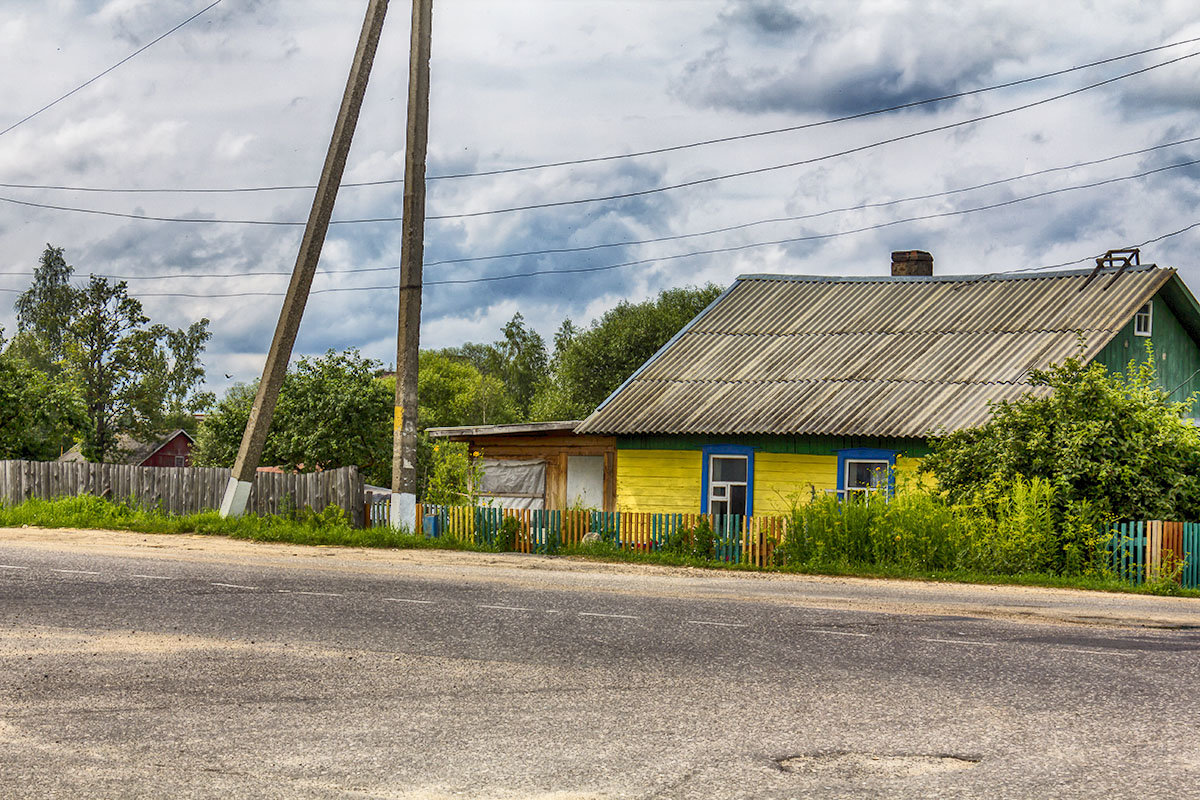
[
  {"x1": 708, "y1": 455, "x2": 748, "y2": 517},
  {"x1": 844, "y1": 459, "x2": 889, "y2": 496},
  {"x1": 1134, "y1": 302, "x2": 1152, "y2": 337}
]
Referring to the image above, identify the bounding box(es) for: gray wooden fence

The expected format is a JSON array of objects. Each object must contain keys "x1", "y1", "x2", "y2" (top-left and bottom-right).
[{"x1": 0, "y1": 461, "x2": 365, "y2": 527}]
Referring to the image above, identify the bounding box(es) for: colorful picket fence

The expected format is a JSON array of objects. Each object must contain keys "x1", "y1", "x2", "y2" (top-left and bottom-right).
[
  {"x1": 1109, "y1": 520, "x2": 1200, "y2": 588},
  {"x1": 367, "y1": 499, "x2": 783, "y2": 567},
  {"x1": 367, "y1": 499, "x2": 1200, "y2": 586}
]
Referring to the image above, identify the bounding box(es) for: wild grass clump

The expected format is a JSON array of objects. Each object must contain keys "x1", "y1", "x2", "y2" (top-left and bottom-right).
[
  {"x1": 664, "y1": 517, "x2": 716, "y2": 560},
  {"x1": 778, "y1": 475, "x2": 1115, "y2": 580}
]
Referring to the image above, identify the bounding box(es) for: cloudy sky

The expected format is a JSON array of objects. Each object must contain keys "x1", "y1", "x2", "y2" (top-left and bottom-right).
[{"x1": 1, "y1": 0, "x2": 1199, "y2": 398}]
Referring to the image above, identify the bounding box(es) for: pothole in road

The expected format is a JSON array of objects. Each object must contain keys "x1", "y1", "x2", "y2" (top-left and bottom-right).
[{"x1": 774, "y1": 752, "x2": 980, "y2": 779}]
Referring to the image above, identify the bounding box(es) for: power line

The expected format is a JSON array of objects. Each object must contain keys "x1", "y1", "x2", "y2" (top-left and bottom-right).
[
  {"x1": 3, "y1": 152, "x2": 1199, "y2": 287},
  {"x1": 425, "y1": 50, "x2": 1200, "y2": 220},
  {"x1": 425, "y1": 36, "x2": 1200, "y2": 181},
  {"x1": 421, "y1": 135, "x2": 1200, "y2": 269},
  {"x1": 9, "y1": 129, "x2": 1192, "y2": 272},
  {"x1": 0, "y1": 194, "x2": 311, "y2": 226},
  {"x1": 4, "y1": 49, "x2": 1196, "y2": 231},
  {"x1": 1, "y1": 218, "x2": 1198, "y2": 298},
  {"x1": 0, "y1": 176, "x2": 403, "y2": 195},
  {"x1": 3, "y1": 36, "x2": 1198, "y2": 196},
  {"x1": 995, "y1": 220, "x2": 1200, "y2": 278},
  {"x1": 0, "y1": 1, "x2": 225, "y2": 139}
]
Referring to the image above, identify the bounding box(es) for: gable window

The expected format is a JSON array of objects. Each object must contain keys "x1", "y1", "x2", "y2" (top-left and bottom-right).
[
  {"x1": 836, "y1": 448, "x2": 897, "y2": 499},
  {"x1": 700, "y1": 445, "x2": 754, "y2": 517},
  {"x1": 1134, "y1": 302, "x2": 1152, "y2": 337}
]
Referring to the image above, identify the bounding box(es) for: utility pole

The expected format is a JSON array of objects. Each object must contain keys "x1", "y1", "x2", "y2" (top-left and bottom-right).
[
  {"x1": 219, "y1": 0, "x2": 390, "y2": 518},
  {"x1": 389, "y1": 0, "x2": 434, "y2": 530}
]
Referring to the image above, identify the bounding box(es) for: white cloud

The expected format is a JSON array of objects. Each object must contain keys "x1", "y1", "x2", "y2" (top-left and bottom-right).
[{"x1": 2, "y1": 0, "x2": 1200, "y2": 402}]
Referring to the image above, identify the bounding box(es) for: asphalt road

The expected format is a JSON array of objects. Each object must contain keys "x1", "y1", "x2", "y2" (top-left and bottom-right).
[{"x1": 2, "y1": 529, "x2": 1200, "y2": 799}]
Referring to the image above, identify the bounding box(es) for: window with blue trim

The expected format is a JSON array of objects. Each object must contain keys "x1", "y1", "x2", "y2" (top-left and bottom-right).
[
  {"x1": 836, "y1": 448, "x2": 897, "y2": 498},
  {"x1": 700, "y1": 445, "x2": 754, "y2": 517}
]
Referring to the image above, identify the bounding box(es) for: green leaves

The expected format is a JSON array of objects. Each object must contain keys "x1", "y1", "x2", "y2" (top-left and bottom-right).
[
  {"x1": 416, "y1": 350, "x2": 518, "y2": 430},
  {"x1": 0, "y1": 347, "x2": 86, "y2": 460},
  {"x1": 66, "y1": 276, "x2": 168, "y2": 462},
  {"x1": 924, "y1": 348, "x2": 1200, "y2": 522},
  {"x1": 551, "y1": 284, "x2": 723, "y2": 414},
  {"x1": 7, "y1": 245, "x2": 213, "y2": 463},
  {"x1": 271, "y1": 350, "x2": 394, "y2": 483},
  {"x1": 196, "y1": 350, "x2": 393, "y2": 485}
]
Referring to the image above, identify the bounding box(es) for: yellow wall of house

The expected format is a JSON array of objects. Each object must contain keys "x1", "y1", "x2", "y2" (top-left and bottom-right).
[
  {"x1": 615, "y1": 449, "x2": 703, "y2": 513},
  {"x1": 894, "y1": 456, "x2": 932, "y2": 491},
  {"x1": 753, "y1": 453, "x2": 838, "y2": 515},
  {"x1": 615, "y1": 449, "x2": 929, "y2": 516}
]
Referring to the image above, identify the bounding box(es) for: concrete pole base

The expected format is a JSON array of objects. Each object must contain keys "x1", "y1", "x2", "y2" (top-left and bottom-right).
[
  {"x1": 219, "y1": 477, "x2": 254, "y2": 519},
  {"x1": 389, "y1": 492, "x2": 417, "y2": 532}
]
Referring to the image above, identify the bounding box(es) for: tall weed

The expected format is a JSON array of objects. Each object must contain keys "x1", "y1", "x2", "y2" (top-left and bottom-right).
[{"x1": 870, "y1": 490, "x2": 960, "y2": 570}]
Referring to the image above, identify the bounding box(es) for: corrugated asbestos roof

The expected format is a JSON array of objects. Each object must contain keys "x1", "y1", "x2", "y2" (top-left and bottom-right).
[{"x1": 576, "y1": 266, "x2": 1174, "y2": 438}]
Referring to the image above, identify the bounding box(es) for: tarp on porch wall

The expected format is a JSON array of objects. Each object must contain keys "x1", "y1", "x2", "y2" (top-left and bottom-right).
[{"x1": 478, "y1": 458, "x2": 546, "y2": 510}]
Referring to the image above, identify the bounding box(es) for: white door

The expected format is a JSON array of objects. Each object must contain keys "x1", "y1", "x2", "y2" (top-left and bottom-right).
[{"x1": 566, "y1": 456, "x2": 604, "y2": 509}]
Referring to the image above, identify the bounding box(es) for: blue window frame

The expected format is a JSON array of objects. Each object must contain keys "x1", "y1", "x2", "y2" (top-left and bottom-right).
[
  {"x1": 700, "y1": 445, "x2": 755, "y2": 516},
  {"x1": 836, "y1": 447, "x2": 897, "y2": 497}
]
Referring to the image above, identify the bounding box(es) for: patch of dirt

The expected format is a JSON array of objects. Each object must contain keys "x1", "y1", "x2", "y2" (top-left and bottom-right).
[
  {"x1": 776, "y1": 752, "x2": 980, "y2": 778},
  {"x1": 0, "y1": 626, "x2": 355, "y2": 661}
]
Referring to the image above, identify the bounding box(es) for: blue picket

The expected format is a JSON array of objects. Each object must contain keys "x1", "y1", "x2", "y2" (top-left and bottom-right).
[{"x1": 1186, "y1": 522, "x2": 1200, "y2": 588}]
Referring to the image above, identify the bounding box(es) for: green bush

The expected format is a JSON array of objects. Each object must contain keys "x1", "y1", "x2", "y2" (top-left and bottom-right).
[
  {"x1": 923, "y1": 346, "x2": 1200, "y2": 522},
  {"x1": 494, "y1": 514, "x2": 520, "y2": 552},
  {"x1": 955, "y1": 476, "x2": 1058, "y2": 575},
  {"x1": 689, "y1": 518, "x2": 716, "y2": 560},
  {"x1": 781, "y1": 493, "x2": 887, "y2": 569},
  {"x1": 869, "y1": 489, "x2": 960, "y2": 570},
  {"x1": 776, "y1": 476, "x2": 1114, "y2": 580}
]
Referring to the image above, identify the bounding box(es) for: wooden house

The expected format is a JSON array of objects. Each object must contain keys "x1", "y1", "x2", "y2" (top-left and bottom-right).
[
  {"x1": 426, "y1": 421, "x2": 616, "y2": 510},
  {"x1": 574, "y1": 251, "x2": 1200, "y2": 515},
  {"x1": 58, "y1": 429, "x2": 195, "y2": 468}
]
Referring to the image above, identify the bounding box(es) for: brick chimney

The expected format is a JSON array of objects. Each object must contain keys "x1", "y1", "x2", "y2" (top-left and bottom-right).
[{"x1": 891, "y1": 250, "x2": 933, "y2": 276}]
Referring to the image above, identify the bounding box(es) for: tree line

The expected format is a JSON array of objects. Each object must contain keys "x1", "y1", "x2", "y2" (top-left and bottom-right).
[
  {"x1": 1, "y1": 245, "x2": 212, "y2": 463},
  {"x1": 192, "y1": 284, "x2": 723, "y2": 492},
  {"x1": 4, "y1": 244, "x2": 720, "y2": 493}
]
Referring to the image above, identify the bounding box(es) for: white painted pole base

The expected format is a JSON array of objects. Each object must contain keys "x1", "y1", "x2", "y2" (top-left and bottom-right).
[
  {"x1": 389, "y1": 492, "x2": 417, "y2": 532},
  {"x1": 219, "y1": 477, "x2": 254, "y2": 519}
]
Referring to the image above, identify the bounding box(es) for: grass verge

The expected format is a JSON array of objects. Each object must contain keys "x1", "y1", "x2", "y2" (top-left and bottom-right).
[
  {"x1": 2, "y1": 496, "x2": 1196, "y2": 597},
  {"x1": 0, "y1": 495, "x2": 491, "y2": 552},
  {"x1": 560, "y1": 541, "x2": 1200, "y2": 597}
]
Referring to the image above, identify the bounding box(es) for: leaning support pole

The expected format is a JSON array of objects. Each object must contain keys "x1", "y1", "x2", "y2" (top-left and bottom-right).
[
  {"x1": 389, "y1": 0, "x2": 434, "y2": 531},
  {"x1": 219, "y1": 0, "x2": 390, "y2": 518}
]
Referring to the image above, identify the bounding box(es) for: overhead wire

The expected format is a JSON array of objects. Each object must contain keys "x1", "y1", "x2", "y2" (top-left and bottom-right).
[
  {"x1": 1, "y1": 215, "x2": 1198, "y2": 298},
  {"x1": 426, "y1": 37, "x2": 1200, "y2": 181},
  {"x1": 2, "y1": 48, "x2": 1194, "y2": 228},
  {"x1": 424, "y1": 49, "x2": 1200, "y2": 220},
  {"x1": 0, "y1": 25, "x2": 1197, "y2": 300},
  {"x1": 2, "y1": 149, "x2": 1197, "y2": 285},
  {"x1": 0, "y1": 0, "x2": 225, "y2": 139},
  {"x1": 2, "y1": 34, "x2": 1199, "y2": 193},
  {"x1": 423, "y1": 135, "x2": 1200, "y2": 268}
]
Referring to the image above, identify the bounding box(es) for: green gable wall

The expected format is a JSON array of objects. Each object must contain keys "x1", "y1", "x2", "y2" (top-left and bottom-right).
[
  {"x1": 1094, "y1": 287, "x2": 1200, "y2": 404},
  {"x1": 618, "y1": 433, "x2": 932, "y2": 457}
]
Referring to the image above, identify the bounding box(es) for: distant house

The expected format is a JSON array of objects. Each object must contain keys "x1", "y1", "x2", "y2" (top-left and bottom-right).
[
  {"x1": 575, "y1": 250, "x2": 1200, "y2": 515},
  {"x1": 57, "y1": 430, "x2": 194, "y2": 468},
  {"x1": 431, "y1": 250, "x2": 1200, "y2": 516}
]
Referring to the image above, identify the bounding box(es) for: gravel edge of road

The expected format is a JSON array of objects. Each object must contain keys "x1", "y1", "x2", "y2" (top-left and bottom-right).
[{"x1": 2, "y1": 525, "x2": 1198, "y2": 630}]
